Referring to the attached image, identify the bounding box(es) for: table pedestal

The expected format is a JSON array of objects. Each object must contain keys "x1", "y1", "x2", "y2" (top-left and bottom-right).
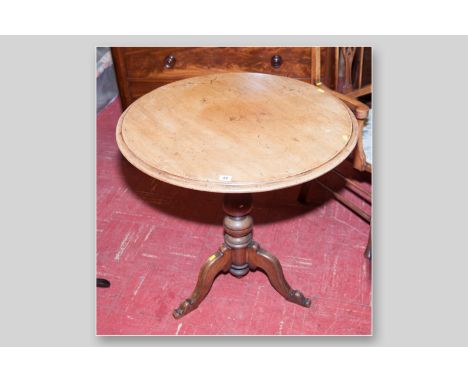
[{"x1": 173, "y1": 193, "x2": 311, "y2": 319}]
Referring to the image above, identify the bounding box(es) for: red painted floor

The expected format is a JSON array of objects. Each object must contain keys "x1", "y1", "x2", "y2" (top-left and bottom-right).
[{"x1": 96, "y1": 98, "x2": 372, "y2": 335}]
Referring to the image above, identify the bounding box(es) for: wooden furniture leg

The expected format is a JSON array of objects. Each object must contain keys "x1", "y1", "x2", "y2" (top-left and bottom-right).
[
  {"x1": 248, "y1": 244, "x2": 311, "y2": 307},
  {"x1": 173, "y1": 246, "x2": 232, "y2": 318},
  {"x1": 365, "y1": 233, "x2": 372, "y2": 259},
  {"x1": 173, "y1": 193, "x2": 311, "y2": 319},
  {"x1": 297, "y1": 181, "x2": 312, "y2": 204}
]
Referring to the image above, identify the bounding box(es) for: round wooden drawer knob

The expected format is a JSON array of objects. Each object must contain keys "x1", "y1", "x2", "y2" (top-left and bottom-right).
[
  {"x1": 271, "y1": 55, "x2": 283, "y2": 68},
  {"x1": 164, "y1": 55, "x2": 176, "y2": 69}
]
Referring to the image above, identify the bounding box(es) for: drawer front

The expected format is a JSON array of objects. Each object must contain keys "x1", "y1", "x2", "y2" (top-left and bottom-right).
[
  {"x1": 127, "y1": 80, "x2": 171, "y2": 100},
  {"x1": 120, "y1": 47, "x2": 311, "y2": 81}
]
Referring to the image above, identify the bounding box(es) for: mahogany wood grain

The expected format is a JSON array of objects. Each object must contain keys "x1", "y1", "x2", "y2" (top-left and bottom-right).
[
  {"x1": 119, "y1": 47, "x2": 311, "y2": 81},
  {"x1": 112, "y1": 47, "x2": 372, "y2": 108},
  {"x1": 116, "y1": 72, "x2": 358, "y2": 193},
  {"x1": 126, "y1": 79, "x2": 172, "y2": 99},
  {"x1": 112, "y1": 47, "x2": 312, "y2": 108}
]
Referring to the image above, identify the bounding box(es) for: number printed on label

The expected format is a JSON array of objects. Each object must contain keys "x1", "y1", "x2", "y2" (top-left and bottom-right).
[{"x1": 218, "y1": 175, "x2": 232, "y2": 182}]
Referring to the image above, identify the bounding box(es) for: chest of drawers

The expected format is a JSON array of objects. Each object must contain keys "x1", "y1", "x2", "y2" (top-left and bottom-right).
[
  {"x1": 112, "y1": 47, "x2": 371, "y2": 109},
  {"x1": 112, "y1": 47, "x2": 317, "y2": 109}
]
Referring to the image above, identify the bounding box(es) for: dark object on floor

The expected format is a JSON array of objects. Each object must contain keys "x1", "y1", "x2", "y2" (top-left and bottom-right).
[{"x1": 97, "y1": 278, "x2": 111, "y2": 288}]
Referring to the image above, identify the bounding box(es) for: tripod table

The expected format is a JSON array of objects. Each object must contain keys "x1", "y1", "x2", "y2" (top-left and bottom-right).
[{"x1": 116, "y1": 72, "x2": 358, "y2": 319}]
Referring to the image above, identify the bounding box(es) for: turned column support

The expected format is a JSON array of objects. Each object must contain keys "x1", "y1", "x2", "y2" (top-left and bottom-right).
[{"x1": 223, "y1": 194, "x2": 254, "y2": 277}]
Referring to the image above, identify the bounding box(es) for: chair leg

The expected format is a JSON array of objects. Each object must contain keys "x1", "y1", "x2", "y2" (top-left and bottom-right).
[
  {"x1": 364, "y1": 233, "x2": 372, "y2": 259},
  {"x1": 297, "y1": 181, "x2": 312, "y2": 204}
]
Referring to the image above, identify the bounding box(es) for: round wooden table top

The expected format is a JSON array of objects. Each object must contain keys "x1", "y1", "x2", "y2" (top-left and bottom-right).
[{"x1": 116, "y1": 72, "x2": 358, "y2": 193}]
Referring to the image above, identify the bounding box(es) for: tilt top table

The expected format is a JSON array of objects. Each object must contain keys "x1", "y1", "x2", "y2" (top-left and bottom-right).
[{"x1": 116, "y1": 72, "x2": 358, "y2": 319}]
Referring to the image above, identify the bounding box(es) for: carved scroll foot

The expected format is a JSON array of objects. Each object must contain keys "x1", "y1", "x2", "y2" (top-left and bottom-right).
[
  {"x1": 248, "y1": 244, "x2": 311, "y2": 308},
  {"x1": 173, "y1": 247, "x2": 231, "y2": 319},
  {"x1": 287, "y1": 289, "x2": 312, "y2": 307}
]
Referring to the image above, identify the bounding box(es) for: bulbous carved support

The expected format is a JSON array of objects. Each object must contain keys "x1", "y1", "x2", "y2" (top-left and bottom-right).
[{"x1": 223, "y1": 194, "x2": 253, "y2": 277}]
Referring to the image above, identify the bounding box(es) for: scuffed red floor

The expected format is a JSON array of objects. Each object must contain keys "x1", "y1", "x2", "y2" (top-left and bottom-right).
[{"x1": 96, "y1": 98, "x2": 372, "y2": 335}]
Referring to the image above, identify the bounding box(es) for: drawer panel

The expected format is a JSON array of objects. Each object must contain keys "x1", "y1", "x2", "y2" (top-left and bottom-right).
[
  {"x1": 128, "y1": 80, "x2": 171, "y2": 100},
  {"x1": 120, "y1": 47, "x2": 311, "y2": 81}
]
